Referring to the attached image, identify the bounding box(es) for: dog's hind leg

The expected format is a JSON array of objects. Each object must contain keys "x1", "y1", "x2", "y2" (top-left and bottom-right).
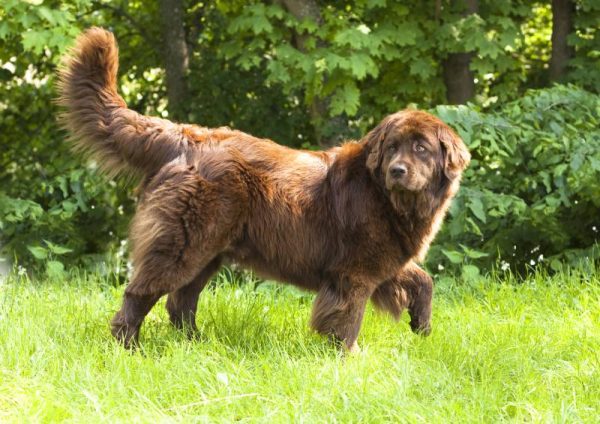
[
  {"x1": 371, "y1": 262, "x2": 433, "y2": 335},
  {"x1": 111, "y1": 166, "x2": 242, "y2": 348},
  {"x1": 110, "y1": 248, "x2": 218, "y2": 348},
  {"x1": 166, "y1": 256, "x2": 222, "y2": 336},
  {"x1": 111, "y1": 289, "x2": 162, "y2": 349},
  {"x1": 111, "y1": 235, "x2": 226, "y2": 348}
]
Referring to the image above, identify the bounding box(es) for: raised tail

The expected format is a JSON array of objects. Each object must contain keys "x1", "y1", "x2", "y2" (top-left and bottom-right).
[{"x1": 57, "y1": 27, "x2": 191, "y2": 178}]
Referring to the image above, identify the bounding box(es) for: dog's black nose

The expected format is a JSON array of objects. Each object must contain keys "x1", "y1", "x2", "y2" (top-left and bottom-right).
[{"x1": 390, "y1": 164, "x2": 408, "y2": 178}]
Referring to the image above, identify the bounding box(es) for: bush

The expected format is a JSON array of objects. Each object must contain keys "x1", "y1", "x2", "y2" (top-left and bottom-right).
[
  {"x1": 429, "y1": 85, "x2": 600, "y2": 274},
  {"x1": 0, "y1": 77, "x2": 134, "y2": 275}
]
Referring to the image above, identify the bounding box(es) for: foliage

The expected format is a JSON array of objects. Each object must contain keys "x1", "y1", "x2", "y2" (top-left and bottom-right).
[
  {"x1": 570, "y1": 0, "x2": 600, "y2": 91},
  {"x1": 182, "y1": 3, "x2": 315, "y2": 143},
  {"x1": 1, "y1": 267, "x2": 599, "y2": 420},
  {"x1": 0, "y1": 0, "x2": 87, "y2": 58},
  {"x1": 219, "y1": 0, "x2": 593, "y2": 134},
  {"x1": 430, "y1": 85, "x2": 600, "y2": 274},
  {"x1": 0, "y1": 0, "x2": 133, "y2": 275},
  {"x1": 221, "y1": 0, "x2": 599, "y2": 137}
]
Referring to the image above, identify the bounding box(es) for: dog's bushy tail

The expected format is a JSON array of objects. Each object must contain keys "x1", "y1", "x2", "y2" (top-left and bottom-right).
[{"x1": 57, "y1": 27, "x2": 191, "y2": 178}]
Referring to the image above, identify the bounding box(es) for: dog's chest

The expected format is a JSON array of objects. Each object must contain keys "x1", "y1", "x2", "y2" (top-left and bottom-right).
[{"x1": 326, "y1": 221, "x2": 414, "y2": 283}]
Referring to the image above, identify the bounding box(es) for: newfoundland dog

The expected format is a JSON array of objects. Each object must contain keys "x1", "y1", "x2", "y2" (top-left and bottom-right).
[{"x1": 58, "y1": 28, "x2": 470, "y2": 351}]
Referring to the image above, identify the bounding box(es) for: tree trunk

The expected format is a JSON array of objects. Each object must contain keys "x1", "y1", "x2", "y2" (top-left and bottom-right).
[
  {"x1": 158, "y1": 0, "x2": 189, "y2": 121},
  {"x1": 443, "y1": 53, "x2": 476, "y2": 104},
  {"x1": 280, "y1": 0, "x2": 322, "y2": 51},
  {"x1": 442, "y1": 0, "x2": 478, "y2": 104},
  {"x1": 549, "y1": 0, "x2": 574, "y2": 82}
]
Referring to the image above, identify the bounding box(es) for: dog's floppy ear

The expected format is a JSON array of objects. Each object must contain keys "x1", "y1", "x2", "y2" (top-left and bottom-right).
[
  {"x1": 365, "y1": 116, "x2": 394, "y2": 172},
  {"x1": 438, "y1": 126, "x2": 470, "y2": 180}
]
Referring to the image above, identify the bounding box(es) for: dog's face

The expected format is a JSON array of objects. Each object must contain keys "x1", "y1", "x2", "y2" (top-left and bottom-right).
[
  {"x1": 366, "y1": 110, "x2": 470, "y2": 193},
  {"x1": 379, "y1": 125, "x2": 441, "y2": 192}
]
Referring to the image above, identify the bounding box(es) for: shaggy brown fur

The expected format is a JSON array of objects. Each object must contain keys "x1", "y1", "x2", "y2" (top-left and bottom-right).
[{"x1": 57, "y1": 28, "x2": 470, "y2": 351}]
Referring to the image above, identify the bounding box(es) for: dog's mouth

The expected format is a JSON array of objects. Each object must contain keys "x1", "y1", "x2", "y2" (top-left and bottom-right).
[{"x1": 386, "y1": 174, "x2": 425, "y2": 193}]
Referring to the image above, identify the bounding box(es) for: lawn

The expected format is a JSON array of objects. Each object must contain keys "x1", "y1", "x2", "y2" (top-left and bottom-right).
[{"x1": 1, "y1": 268, "x2": 599, "y2": 422}]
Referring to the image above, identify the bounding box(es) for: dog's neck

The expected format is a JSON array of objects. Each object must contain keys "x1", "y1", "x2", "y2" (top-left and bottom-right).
[
  {"x1": 356, "y1": 142, "x2": 458, "y2": 261},
  {"x1": 389, "y1": 176, "x2": 450, "y2": 222},
  {"x1": 392, "y1": 176, "x2": 460, "y2": 262}
]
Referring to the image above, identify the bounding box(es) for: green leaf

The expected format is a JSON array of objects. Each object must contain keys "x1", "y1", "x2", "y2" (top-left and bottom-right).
[
  {"x1": 462, "y1": 264, "x2": 481, "y2": 281},
  {"x1": 442, "y1": 249, "x2": 464, "y2": 264},
  {"x1": 348, "y1": 54, "x2": 377, "y2": 80},
  {"x1": 0, "y1": 21, "x2": 10, "y2": 40},
  {"x1": 365, "y1": 0, "x2": 386, "y2": 9},
  {"x1": 267, "y1": 60, "x2": 291, "y2": 84},
  {"x1": 392, "y1": 22, "x2": 419, "y2": 46},
  {"x1": 329, "y1": 82, "x2": 360, "y2": 116},
  {"x1": 570, "y1": 152, "x2": 584, "y2": 171},
  {"x1": 37, "y1": 7, "x2": 56, "y2": 25},
  {"x1": 333, "y1": 25, "x2": 372, "y2": 48},
  {"x1": 44, "y1": 240, "x2": 73, "y2": 255},
  {"x1": 252, "y1": 15, "x2": 273, "y2": 34},
  {"x1": 27, "y1": 245, "x2": 48, "y2": 260},
  {"x1": 46, "y1": 260, "x2": 65, "y2": 279},
  {"x1": 550, "y1": 259, "x2": 563, "y2": 272},
  {"x1": 589, "y1": 157, "x2": 600, "y2": 171},
  {"x1": 460, "y1": 244, "x2": 490, "y2": 259},
  {"x1": 22, "y1": 30, "x2": 48, "y2": 54},
  {"x1": 324, "y1": 53, "x2": 350, "y2": 71},
  {"x1": 409, "y1": 58, "x2": 435, "y2": 78},
  {"x1": 468, "y1": 198, "x2": 486, "y2": 223},
  {"x1": 61, "y1": 200, "x2": 77, "y2": 214}
]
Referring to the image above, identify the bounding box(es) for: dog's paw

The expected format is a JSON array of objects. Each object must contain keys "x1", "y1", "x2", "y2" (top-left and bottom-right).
[
  {"x1": 345, "y1": 340, "x2": 362, "y2": 354},
  {"x1": 111, "y1": 316, "x2": 140, "y2": 349},
  {"x1": 410, "y1": 319, "x2": 431, "y2": 336}
]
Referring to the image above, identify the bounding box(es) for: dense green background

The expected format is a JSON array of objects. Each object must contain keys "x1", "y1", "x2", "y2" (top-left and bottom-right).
[{"x1": 0, "y1": 0, "x2": 599, "y2": 278}]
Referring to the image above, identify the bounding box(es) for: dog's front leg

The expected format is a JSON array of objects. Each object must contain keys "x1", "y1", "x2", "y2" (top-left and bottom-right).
[
  {"x1": 310, "y1": 281, "x2": 373, "y2": 353},
  {"x1": 371, "y1": 262, "x2": 432, "y2": 335},
  {"x1": 406, "y1": 265, "x2": 433, "y2": 336}
]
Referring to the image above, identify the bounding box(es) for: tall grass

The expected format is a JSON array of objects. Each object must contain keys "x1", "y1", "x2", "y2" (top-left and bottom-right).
[{"x1": 1, "y1": 268, "x2": 599, "y2": 422}]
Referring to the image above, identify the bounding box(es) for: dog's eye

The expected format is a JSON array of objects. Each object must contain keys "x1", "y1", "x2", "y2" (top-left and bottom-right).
[
  {"x1": 387, "y1": 144, "x2": 396, "y2": 153},
  {"x1": 414, "y1": 143, "x2": 427, "y2": 153}
]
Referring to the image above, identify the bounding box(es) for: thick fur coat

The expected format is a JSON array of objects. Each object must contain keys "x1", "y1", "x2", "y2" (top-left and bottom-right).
[{"x1": 58, "y1": 28, "x2": 470, "y2": 351}]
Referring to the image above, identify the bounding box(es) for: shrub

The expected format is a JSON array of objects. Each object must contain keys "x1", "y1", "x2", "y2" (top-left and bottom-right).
[
  {"x1": 0, "y1": 78, "x2": 134, "y2": 276},
  {"x1": 429, "y1": 85, "x2": 600, "y2": 274}
]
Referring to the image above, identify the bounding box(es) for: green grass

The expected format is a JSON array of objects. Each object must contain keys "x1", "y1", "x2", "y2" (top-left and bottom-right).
[{"x1": 1, "y1": 268, "x2": 599, "y2": 423}]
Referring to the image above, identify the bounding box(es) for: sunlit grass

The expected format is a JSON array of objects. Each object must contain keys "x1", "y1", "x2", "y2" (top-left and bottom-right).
[{"x1": 1, "y1": 268, "x2": 599, "y2": 422}]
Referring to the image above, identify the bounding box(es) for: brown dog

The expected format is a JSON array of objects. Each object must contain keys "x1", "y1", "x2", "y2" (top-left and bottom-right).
[{"x1": 58, "y1": 28, "x2": 470, "y2": 351}]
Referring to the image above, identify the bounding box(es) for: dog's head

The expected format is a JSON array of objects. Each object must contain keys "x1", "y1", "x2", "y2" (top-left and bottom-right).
[{"x1": 365, "y1": 110, "x2": 470, "y2": 193}]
